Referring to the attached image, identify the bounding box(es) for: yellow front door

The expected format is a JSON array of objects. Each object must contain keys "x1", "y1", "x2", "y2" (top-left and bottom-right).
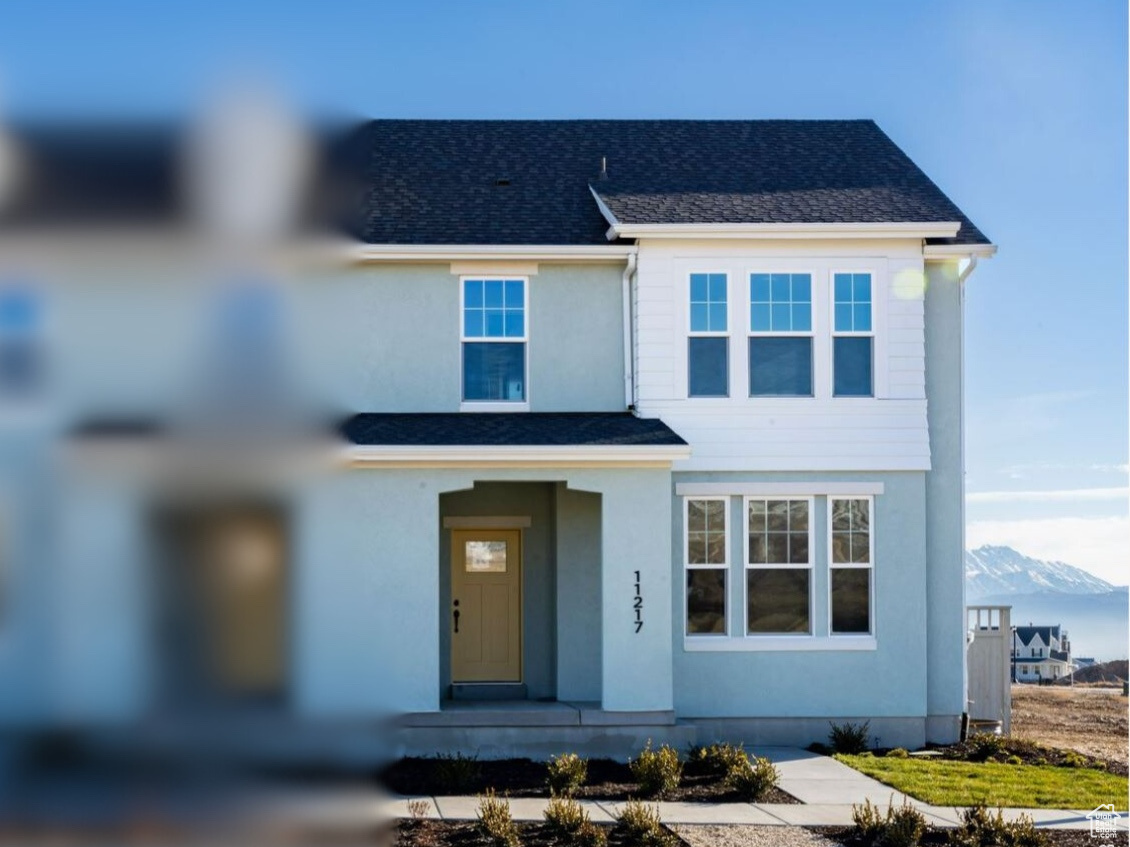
[{"x1": 451, "y1": 529, "x2": 522, "y2": 682}]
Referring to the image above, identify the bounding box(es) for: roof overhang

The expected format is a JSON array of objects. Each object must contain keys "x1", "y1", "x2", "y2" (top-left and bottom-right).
[
  {"x1": 589, "y1": 186, "x2": 964, "y2": 242},
  {"x1": 923, "y1": 243, "x2": 998, "y2": 260},
  {"x1": 352, "y1": 244, "x2": 636, "y2": 263},
  {"x1": 343, "y1": 443, "x2": 691, "y2": 468}
]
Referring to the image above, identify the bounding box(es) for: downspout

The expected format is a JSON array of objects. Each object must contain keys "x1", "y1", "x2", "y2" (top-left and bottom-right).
[
  {"x1": 956, "y1": 254, "x2": 976, "y2": 738},
  {"x1": 622, "y1": 247, "x2": 638, "y2": 411}
]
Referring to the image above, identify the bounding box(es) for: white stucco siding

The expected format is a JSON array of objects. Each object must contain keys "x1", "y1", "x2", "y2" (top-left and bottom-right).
[{"x1": 633, "y1": 239, "x2": 930, "y2": 472}]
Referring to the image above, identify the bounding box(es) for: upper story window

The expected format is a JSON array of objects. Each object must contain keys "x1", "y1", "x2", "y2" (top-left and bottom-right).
[
  {"x1": 749, "y1": 273, "x2": 813, "y2": 397},
  {"x1": 687, "y1": 273, "x2": 728, "y2": 397},
  {"x1": 745, "y1": 497, "x2": 812, "y2": 635},
  {"x1": 462, "y1": 278, "x2": 526, "y2": 403},
  {"x1": 832, "y1": 273, "x2": 873, "y2": 397},
  {"x1": 830, "y1": 497, "x2": 873, "y2": 635}
]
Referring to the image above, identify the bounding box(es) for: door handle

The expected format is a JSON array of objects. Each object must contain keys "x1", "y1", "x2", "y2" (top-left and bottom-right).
[{"x1": 453, "y1": 601, "x2": 460, "y2": 633}]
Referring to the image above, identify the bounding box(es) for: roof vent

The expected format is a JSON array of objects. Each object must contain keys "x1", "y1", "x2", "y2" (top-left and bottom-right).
[
  {"x1": 494, "y1": 177, "x2": 511, "y2": 187},
  {"x1": 598, "y1": 156, "x2": 607, "y2": 180}
]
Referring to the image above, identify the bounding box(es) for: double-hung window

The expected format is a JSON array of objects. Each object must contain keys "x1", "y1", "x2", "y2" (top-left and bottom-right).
[
  {"x1": 829, "y1": 497, "x2": 873, "y2": 635},
  {"x1": 462, "y1": 278, "x2": 526, "y2": 403},
  {"x1": 745, "y1": 498, "x2": 811, "y2": 635},
  {"x1": 687, "y1": 273, "x2": 728, "y2": 397},
  {"x1": 832, "y1": 273, "x2": 873, "y2": 397},
  {"x1": 749, "y1": 273, "x2": 813, "y2": 396},
  {"x1": 685, "y1": 498, "x2": 728, "y2": 635}
]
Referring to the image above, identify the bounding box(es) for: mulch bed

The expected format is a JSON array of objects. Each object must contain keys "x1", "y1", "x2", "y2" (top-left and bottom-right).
[
  {"x1": 379, "y1": 757, "x2": 799, "y2": 804},
  {"x1": 396, "y1": 820, "x2": 689, "y2": 846},
  {"x1": 810, "y1": 825, "x2": 1121, "y2": 846}
]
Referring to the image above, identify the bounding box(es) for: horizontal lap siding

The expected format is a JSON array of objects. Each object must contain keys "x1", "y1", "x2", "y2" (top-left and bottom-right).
[{"x1": 634, "y1": 242, "x2": 929, "y2": 471}]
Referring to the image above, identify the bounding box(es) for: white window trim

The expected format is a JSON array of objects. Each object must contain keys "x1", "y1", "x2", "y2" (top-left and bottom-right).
[
  {"x1": 459, "y1": 275, "x2": 530, "y2": 411},
  {"x1": 830, "y1": 269, "x2": 876, "y2": 399},
  {"x1": 743, "y1": 495, "x2": 815, "y2": 638},
  {"x1": 747, "y1": 270, "x2": 816, "y2": 398},
  {"x1": 827, "y1": 495, "x2": 876, "y2": 638},
  {"x1": 676, "y1": 482, "x2": 884, "y2": 497},
  {"x1": 684, "y1": 496, "x2": 730, "y2": 639},
  {"x1": 686, "y1": 270, "x2": 730, "y2": 398}
]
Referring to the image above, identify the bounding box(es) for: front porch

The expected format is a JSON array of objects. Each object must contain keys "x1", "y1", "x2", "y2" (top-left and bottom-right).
[{"x1": 393, "y1": 699, "x2": 694, "y2": 759}]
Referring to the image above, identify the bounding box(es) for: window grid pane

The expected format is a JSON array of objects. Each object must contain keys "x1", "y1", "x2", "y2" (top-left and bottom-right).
[
  {"x1": 833, "y1": 336, "x2": 873, "y2": 397},
  {"x1": 831, "y1": 499, "x2": 870, "y2": 565},
  {"x1": 462, "y1": 342, "x2": 526, "y2": 401},
  {"x1": 747, "y1": 499, "x2": 809, "y2": 565},
  {"x1": 687, "y1": 499, "x2": 727, "y2": 565},
  {"x1": 833, "y1": 273, "x2": 872, "y2": 333},
  {"x1": 464, "y1": 278, "x2": 525, "y2": 339},
  {"x1": 688, "y1": 336, "x2": 728, "y2": 397},
  {"x1": 750, "y1": 273, "x2": 812, "y2": 333},
  {"x1": 690, "y1": 273, "x2": 728, "y2": 332},
  {"x1": 688, "y1": 569, "x2": 727, "y2": 635}
]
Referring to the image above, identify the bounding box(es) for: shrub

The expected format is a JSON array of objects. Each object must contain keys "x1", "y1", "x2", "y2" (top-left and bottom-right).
[
  {"x1": 574, "y1": 820, "x2": 609, "y2": 847},
  {"x1": 851, "y1": 798, "x2": 927, "y2": 847},
  {"x1": 615, "y1": 799, "x2": 675, "y2": 847},
  {"x1": 948, "y1": 804, "x2": 1046, "y2": 847},
  {"x1": 477, "y1": 790, "x2": 520, "y2": 847},
  {"x1": 886, "y1": 747, "x2": 910, "y2": 759},
  {"x1": 546, "y1": 752, "x2": 588, "y2": 796},
  {"x1": 723, "y1": 754, "x2": 780, "y2": 801},
  {"x1": 406, "y1": 798, "x2": 430, "y2": 820},
  {"x1": 966, "y1": 732, "x2": 1005, "y2": 763},
  {"x1": 1006, "y1": 755, "x2": 1023, "y2": 766},
  {"x1": 687, "y1": 741, "x2": 748, "y2": 776},
  {"x1": 829, "y1": 720, "x2": 871, "y2": 754},
  {"x1": 806, "y1": 741, "x2": 832, "y2": 755},
  {"x1": 544, "y1": 794, "x2": 588, "y2": 837},
  {"x1": 1060, "y1": 751, "x2": 1089, "y2": 769},
  {"x1": 433, "y1": 751, "x2": 481, "y2": 793},
  {"x1": 629, "y1": 741, "x2": 683, "y2": 798}
]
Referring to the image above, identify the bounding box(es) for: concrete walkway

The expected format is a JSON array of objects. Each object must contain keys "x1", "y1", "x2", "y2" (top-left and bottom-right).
[{"x1": 368, "y1": 748, "x2": 1129, "y2": 832}]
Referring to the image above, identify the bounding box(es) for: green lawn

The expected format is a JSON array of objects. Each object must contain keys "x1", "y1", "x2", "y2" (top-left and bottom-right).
[{"x1": 835, "y1": 755, "x2": 1129, "y2": 811}]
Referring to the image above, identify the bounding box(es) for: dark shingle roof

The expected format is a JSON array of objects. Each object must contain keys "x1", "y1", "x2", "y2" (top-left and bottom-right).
[
  {"x1": 341, "y1": 412, "x2": 686, "y2": 447},
  {"x1": 1014, "y1": 625, "x2": 1062, "y2": 646},
  {"x1": 344, "y1": 120, "x2": 989, "y2": 246}
]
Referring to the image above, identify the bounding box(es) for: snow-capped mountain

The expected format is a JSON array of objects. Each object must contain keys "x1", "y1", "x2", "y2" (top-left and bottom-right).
[{"x1": 965, "y1": 545, "x2": 1116, "y2": 599}]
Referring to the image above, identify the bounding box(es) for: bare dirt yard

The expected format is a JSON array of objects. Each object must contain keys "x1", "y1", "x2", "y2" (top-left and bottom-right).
[{"x1": 1011, "y1": 683, "x2": 1129, "y2": 765}]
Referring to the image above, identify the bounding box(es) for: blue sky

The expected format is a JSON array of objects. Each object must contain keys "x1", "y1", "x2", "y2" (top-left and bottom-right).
[{"x1": 3, "y1": 1, "x2": 1126, "y2": 580}]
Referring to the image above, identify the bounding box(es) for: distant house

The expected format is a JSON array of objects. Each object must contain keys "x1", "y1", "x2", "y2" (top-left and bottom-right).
[{"x1": 1012, "y1": 625, "x2": 1072, "y2": 682}]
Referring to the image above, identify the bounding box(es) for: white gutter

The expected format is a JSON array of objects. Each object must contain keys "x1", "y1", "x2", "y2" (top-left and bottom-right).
[
  {"x1": 925, "y1": 243, "x2": 998, "y2": 259},
  {"x1": 622, "y1": 247, "x2": 638, "y2": 410},
  {"x1": 603, "y1": 221, "x2": 963, "y2": 241},
  {"x1": 958, "y1": 255, "x2": 979, "y2": 284}
]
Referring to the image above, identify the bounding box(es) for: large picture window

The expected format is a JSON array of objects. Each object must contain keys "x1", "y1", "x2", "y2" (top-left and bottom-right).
[
  {"x1": 745, "y1": 498, "x2": 811, "y2": 635},
  {"x1": 832, "y1": 273, "x2": 873, "y2": 397},
  {"x1": 830, "y1": 497, "x2": 873, "y2": 634},
  {"x1": 685, "y1": 498, "x2": 728, "y2": 635},
  {"x1": 462, "y1": 278, "x2": 526, "y2": 402},
  {"x1": 749, "y1": 273, "x2": 813, "y2": 396},
  {"x1": 688, "y1": 273, "x2": 728, "y2": 397}
]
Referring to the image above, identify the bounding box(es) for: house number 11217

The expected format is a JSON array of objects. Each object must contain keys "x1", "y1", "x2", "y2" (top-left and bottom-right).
[{"x1": 633, "y1": 570, "x2": 643, "y2": 632}]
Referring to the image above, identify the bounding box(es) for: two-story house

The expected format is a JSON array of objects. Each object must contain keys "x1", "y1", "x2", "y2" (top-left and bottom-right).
[
  {"x1": 0, "y1": 118, "x2": 993, "y2": 761},
  {"x1": 1012, "y1": 625, "x2": 1072, "y2": 682}
]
